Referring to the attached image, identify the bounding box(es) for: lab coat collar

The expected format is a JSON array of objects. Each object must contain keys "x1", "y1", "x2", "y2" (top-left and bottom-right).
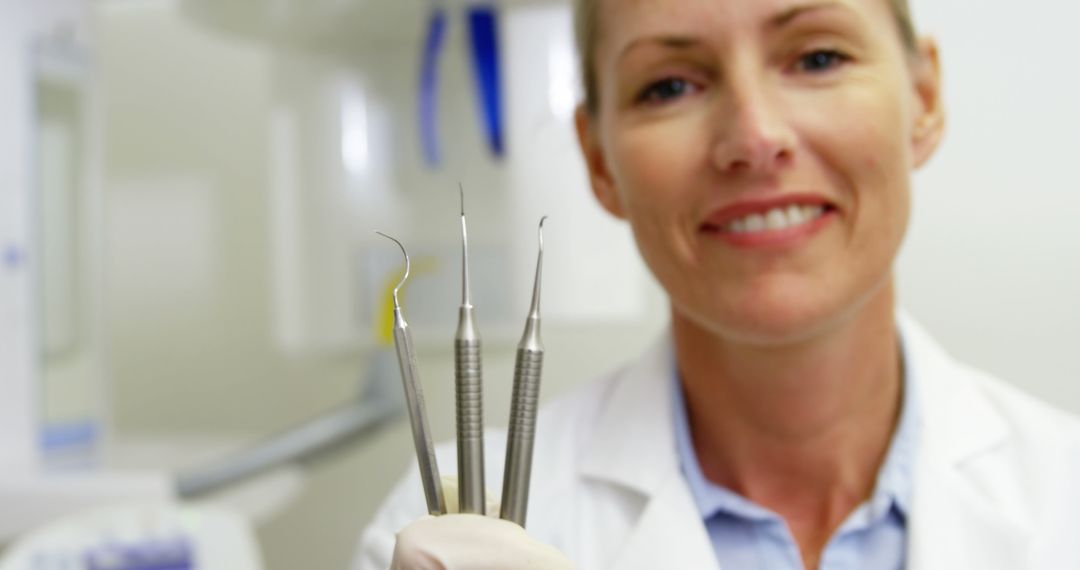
[
  {"x1": 900, "y1": 313, "x2": 1032, "y2": 568},
  {"x1": 578, "y1": 332, "x2": 719, "y2": 569},
  {"x1": 579, "y1": 332, "x2": 679, "y2": 497},
  {"x1": 578, "y1": 315, "x2": 1018, "y2": 491},
  {"x1": 580, "y1": 314, "x2": 1031, "y2": 569},
  {"x1": 899, "y1": 312, "x2": 1010, "y2": 465}
]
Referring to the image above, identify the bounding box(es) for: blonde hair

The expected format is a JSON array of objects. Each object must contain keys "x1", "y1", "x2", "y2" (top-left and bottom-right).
[{"x1": 575, "y1": 0, "x2": 918, "y2": 113}]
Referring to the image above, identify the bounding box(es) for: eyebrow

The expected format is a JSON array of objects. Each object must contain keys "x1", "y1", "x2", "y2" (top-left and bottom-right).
[
  {"x1": 615, "y1": 1, "x2": 855, "y2": 63},
  {"x1": 768, "y1": 1, "x2": 853, "y2": 29},
  {"x1": 616, "y1": 36, "x2": 702, "y2": 64}
]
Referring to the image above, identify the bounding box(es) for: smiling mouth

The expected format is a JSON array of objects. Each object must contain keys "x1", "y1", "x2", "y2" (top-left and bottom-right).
[
  {"x1": 701, "y1": 203, "x2": 834, "y2": 235},
  {"x1": 697, "y1": 194, "x2": 840, "y2": 248}
]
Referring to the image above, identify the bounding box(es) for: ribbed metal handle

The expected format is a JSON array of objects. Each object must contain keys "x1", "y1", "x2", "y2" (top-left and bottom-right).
[
  {"x1": 500, "y1": 347, "x2": 543, "y2": 526},
  {"x1": 393, "y1": 323, "x2": 445, "y2": 515},
  {"x1": 455, "y1": 338, "x2": 485, "y2": 514}
]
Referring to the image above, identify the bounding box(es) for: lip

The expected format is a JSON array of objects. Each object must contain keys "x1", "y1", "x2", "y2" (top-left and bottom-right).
[
  {"x1": 700, "y1": 193, "x2": 838, "y2": 250},
  {"x1": 702, "y1": 193, "x2": 834, "y2": 228}
]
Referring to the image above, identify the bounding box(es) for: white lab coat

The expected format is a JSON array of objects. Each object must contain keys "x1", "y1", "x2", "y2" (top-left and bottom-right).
[{"x1": 354, "y1": 315, "x2": 1080, "y2": 569}]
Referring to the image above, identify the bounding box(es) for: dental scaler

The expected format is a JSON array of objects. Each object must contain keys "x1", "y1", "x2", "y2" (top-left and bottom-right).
[{"x1": 500, "y1": 217, "x2": 548, "y2": 527}]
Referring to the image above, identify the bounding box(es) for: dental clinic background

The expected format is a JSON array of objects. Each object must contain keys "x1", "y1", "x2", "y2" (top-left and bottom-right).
[{"x1": 1, "y1": 0, "x2": 1077, "y2": 568}]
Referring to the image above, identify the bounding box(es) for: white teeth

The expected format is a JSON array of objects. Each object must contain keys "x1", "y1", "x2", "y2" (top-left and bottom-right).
[
  {"x1": 723, "y1": 204, "x2": 827, "y2": 234},
  {"x1": 786, "y1": 204, "x2": 805, "y2": 225},
  {"x1": 765, "y1": 209, "x2": 787, "y2": 230}
]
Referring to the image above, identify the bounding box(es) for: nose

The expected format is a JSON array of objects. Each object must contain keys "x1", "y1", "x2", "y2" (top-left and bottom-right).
[{"x1": 709, "y1": 80, "x2": 796, "y2": 175}]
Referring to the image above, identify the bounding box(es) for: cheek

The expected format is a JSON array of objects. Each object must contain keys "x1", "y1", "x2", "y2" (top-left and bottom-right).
[
  {"x1": 803, "y1": 87, "x2": 912, "y2": 225},
  {"x1": 606, "y1": 120, "x2": 704, "y2": 228},
  {"x1": 608, "y1": 118, "x2": 703, "y2": 210},
  {"x1": 850, "y1": 113, "x2": 912, "y2": 238},
  {"x1": 793, "y1": 86, "x2": 914, "y2": 298},
  {"x1": 603, "y1": 119, "x2": 709, "y2": 276}
]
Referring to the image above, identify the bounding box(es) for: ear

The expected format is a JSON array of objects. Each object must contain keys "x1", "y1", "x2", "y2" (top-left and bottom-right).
[
  {"x1": 574, "y1": 105, "x2": 626, "y2": 219},
  {"x1": 909, "y1": 37, "x2": 946, "y2": 168}
]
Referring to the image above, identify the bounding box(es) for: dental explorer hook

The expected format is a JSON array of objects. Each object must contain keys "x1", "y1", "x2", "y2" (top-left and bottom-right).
[
  {"x1": 500, "y1": 216, "x2": 548, "y2": 527},
  {"x1": 374, "y1": 230, "x2": 446, "y2": 515},
  {"x1": 374, "y1": 231, "x2": 410, "y2": 308},
  {"x1": 455, "y1": 184, "x2": 486, "y2": 514}
]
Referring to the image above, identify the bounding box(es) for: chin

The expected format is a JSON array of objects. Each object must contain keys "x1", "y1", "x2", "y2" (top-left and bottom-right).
[
  {"x1": 675, "y1": 278, "x2": 885, "y2": 347},
  {"x1": 715, "y1": 303, "x2": 839, "y2": 346}
]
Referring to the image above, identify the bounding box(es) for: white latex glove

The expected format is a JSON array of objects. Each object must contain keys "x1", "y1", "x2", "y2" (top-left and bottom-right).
[{"x1": 389, "y1": 477, "x2": 573, "y2": 570}]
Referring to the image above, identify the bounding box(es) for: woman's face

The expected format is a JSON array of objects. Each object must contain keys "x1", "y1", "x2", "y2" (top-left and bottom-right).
[{"x1": 577, "y1": 0, "x2": 944, "y2": 344}]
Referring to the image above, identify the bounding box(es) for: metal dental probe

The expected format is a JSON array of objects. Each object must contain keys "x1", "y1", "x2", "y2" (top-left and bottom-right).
[
  {"x1": 500, "y1": 216, "x2": 548, "y2": 527},
  {"x1": 375, "y1": 230, "x2": 446, "y2": 515},
  {"x1": 455, "y1": 184, "x2": 486, "y2": 514}
]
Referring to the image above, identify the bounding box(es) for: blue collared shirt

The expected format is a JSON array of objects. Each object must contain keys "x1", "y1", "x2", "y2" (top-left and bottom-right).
[{"x1": 671, "y1": 356, "x2": 918, "y2": 570}]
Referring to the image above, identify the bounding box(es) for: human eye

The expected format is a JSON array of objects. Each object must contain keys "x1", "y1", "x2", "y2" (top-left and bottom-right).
[
  {"x1": 794, "y1": 49, "x2": 851, "y2": 73},
  {"x1": 636, "y1": 77, "x2": 696, "y2": 104}
]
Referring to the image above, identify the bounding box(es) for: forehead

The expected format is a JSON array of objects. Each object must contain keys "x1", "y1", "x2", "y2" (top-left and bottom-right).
[{"x1": 594, "y1": 0, "x2": 892, "y2": 56}]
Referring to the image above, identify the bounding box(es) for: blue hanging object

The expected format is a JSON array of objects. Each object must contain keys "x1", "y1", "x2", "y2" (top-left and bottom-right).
[
  {"x1": 466, "y1": 5, "x2": 505, "y2": 158},
  {"x1": 419, "y1": 7, "x2": 448, "y2": 167}
]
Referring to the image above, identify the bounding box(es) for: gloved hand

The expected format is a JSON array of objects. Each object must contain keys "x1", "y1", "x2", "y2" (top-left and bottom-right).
[
  {"x1": 389, "y1": 477, "x2": 573, "y2": 570},
  {"x1": 389, "y1": 514, "x2": 573, "y2": 570}
]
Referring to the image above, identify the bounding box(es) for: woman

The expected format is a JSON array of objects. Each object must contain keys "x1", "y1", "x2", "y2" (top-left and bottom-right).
[{"x1": 355, "y1": 0, "x2": 1080, "y2": 568}]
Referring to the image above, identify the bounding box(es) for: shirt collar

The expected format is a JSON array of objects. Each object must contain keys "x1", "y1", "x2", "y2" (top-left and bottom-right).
[{"x1": 671, "y1": 333, "x2": 920, "y2": 524}]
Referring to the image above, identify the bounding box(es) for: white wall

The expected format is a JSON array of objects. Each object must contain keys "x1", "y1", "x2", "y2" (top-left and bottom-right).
[{"x1": 898, "y1": 0, "x2": 1080, "y2": 409}]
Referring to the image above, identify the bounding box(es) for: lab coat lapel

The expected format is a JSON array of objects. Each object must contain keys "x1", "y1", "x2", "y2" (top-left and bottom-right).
[
  {"x1": 901, "y1": 316, "x2": 1032, "y2": 569},
  {"x1": 908, "y1": 456, "x2": 1030, "y2": 569},
  {"x1": 579, "y1": 334, "x2": 679, "y2": 499},
  {"x1": 578, "y1": 334, "x2": 720, "y2": 570},
  {"x1": 608, "y1": 472, "x2": 720, "y2": 570}
]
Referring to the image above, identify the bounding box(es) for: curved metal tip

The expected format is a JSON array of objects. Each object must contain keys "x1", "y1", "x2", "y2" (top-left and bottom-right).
[
  {"x1": 459, "y1": 182, "x2": 465, "y2": 217},
  {"x1": 527, "y1": 216, "x2": 547, "y2": 317},
  {"x1": 374, "y1": 230, "x2": 410, "y2": 308},
  {"x1": 537, "y1": 216, "x2": 547, "y2": 251},
  {"x1": 458, "y1": 184, "x2": 471, "y2": 305}
]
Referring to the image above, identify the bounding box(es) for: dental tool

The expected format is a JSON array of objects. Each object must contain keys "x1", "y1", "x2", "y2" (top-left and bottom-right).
[
  {"x1": 455, "y1": 184, "x2": 486, "y2": 515},
  {"x1": 500, "y1": 216, "x2": 548, "y2": 527},
  {"x1": 375, "y1": 230, "x2": 446, "y2": 515}
]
